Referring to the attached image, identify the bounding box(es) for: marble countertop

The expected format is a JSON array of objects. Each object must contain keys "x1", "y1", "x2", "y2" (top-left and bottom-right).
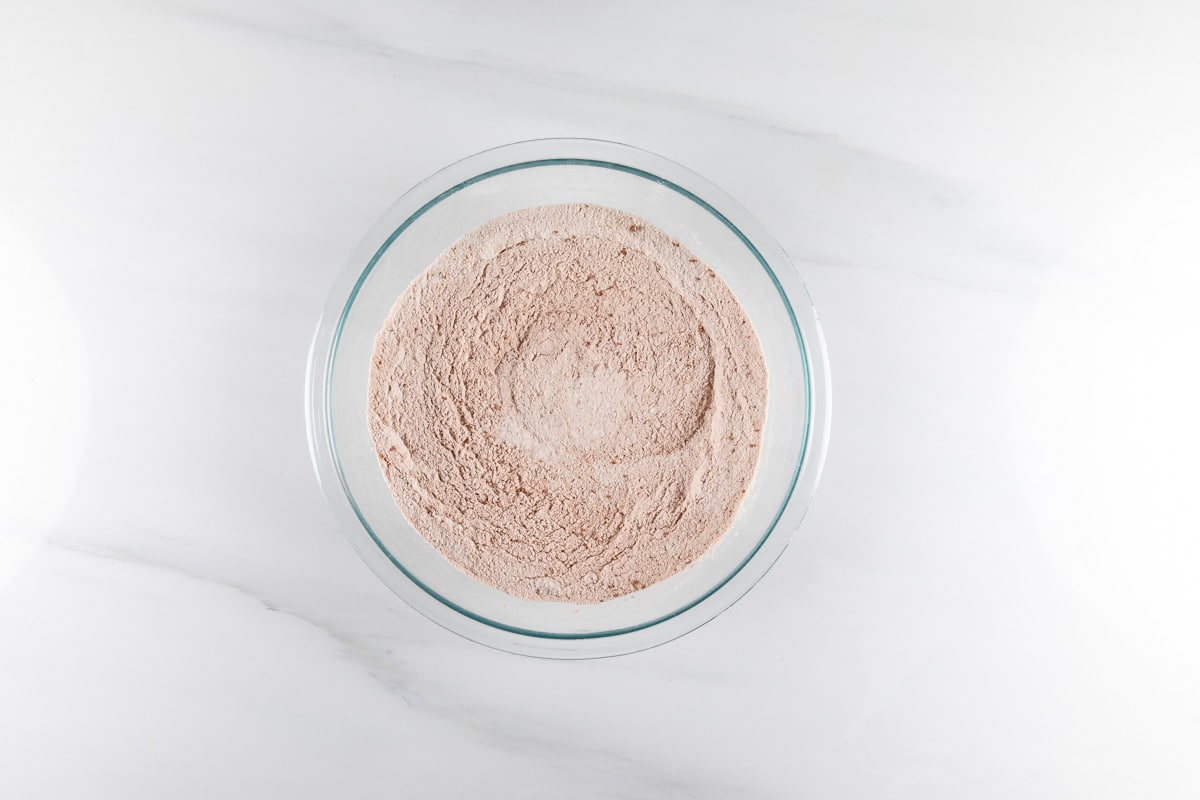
[{"x1": 2, "y1": 1, "x2": 1198, "y2": 796}]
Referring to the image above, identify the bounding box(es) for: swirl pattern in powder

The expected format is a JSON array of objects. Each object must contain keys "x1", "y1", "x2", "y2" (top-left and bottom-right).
[{"x1": 368, "y1": 203, "x2": 766, "y2": 603}]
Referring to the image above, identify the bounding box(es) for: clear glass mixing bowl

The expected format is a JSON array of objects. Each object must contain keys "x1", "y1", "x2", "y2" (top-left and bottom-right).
[{"x1": 306, "y1": 139, "x2": 831, "y2": 657}]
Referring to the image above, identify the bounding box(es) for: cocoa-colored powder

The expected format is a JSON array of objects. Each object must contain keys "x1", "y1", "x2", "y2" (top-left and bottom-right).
[{"x1": 369, "y1": 203, "x2": 766, "y2": 603}]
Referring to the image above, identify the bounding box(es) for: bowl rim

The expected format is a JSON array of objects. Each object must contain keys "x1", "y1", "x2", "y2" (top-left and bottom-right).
[{"x1": 306, "y1": 138, "x2": 832, "y2": 658}]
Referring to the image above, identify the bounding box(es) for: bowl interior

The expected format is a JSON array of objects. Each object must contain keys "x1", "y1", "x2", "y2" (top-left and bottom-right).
[{"x1": 325, "y1": 157, "x2": 810, "y2": 637}]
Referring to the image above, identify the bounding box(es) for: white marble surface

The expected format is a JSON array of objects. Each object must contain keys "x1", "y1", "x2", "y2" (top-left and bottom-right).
[{"x1": 3, "y1": 1, "x2": 1200, "y2": 796}]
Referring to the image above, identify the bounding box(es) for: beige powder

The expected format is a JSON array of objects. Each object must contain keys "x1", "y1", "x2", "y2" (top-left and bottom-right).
[{"x1": 368, "y1": 203, "x2": 766, "y2": 603}]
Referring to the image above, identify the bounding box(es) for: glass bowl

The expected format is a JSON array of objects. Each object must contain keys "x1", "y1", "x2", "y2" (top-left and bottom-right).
[{"x1": 306, "y1": 139, "x2": 830, "y2": 658}]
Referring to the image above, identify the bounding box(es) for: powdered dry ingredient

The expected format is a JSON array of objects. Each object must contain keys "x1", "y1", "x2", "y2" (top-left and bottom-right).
[{"x1": 368, "y1": 203, "x2": 766, "y2": 603}]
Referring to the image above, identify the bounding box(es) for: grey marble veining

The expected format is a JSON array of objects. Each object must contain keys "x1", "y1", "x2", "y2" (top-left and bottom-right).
[{"x1": 2, "y1": 1, "x2": 1198, "y2": 797}]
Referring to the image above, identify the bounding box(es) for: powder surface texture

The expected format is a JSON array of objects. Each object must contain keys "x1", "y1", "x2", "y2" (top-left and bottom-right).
[{"x1": 368, "y1": 203, "x2": 766, "y2": 603}]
